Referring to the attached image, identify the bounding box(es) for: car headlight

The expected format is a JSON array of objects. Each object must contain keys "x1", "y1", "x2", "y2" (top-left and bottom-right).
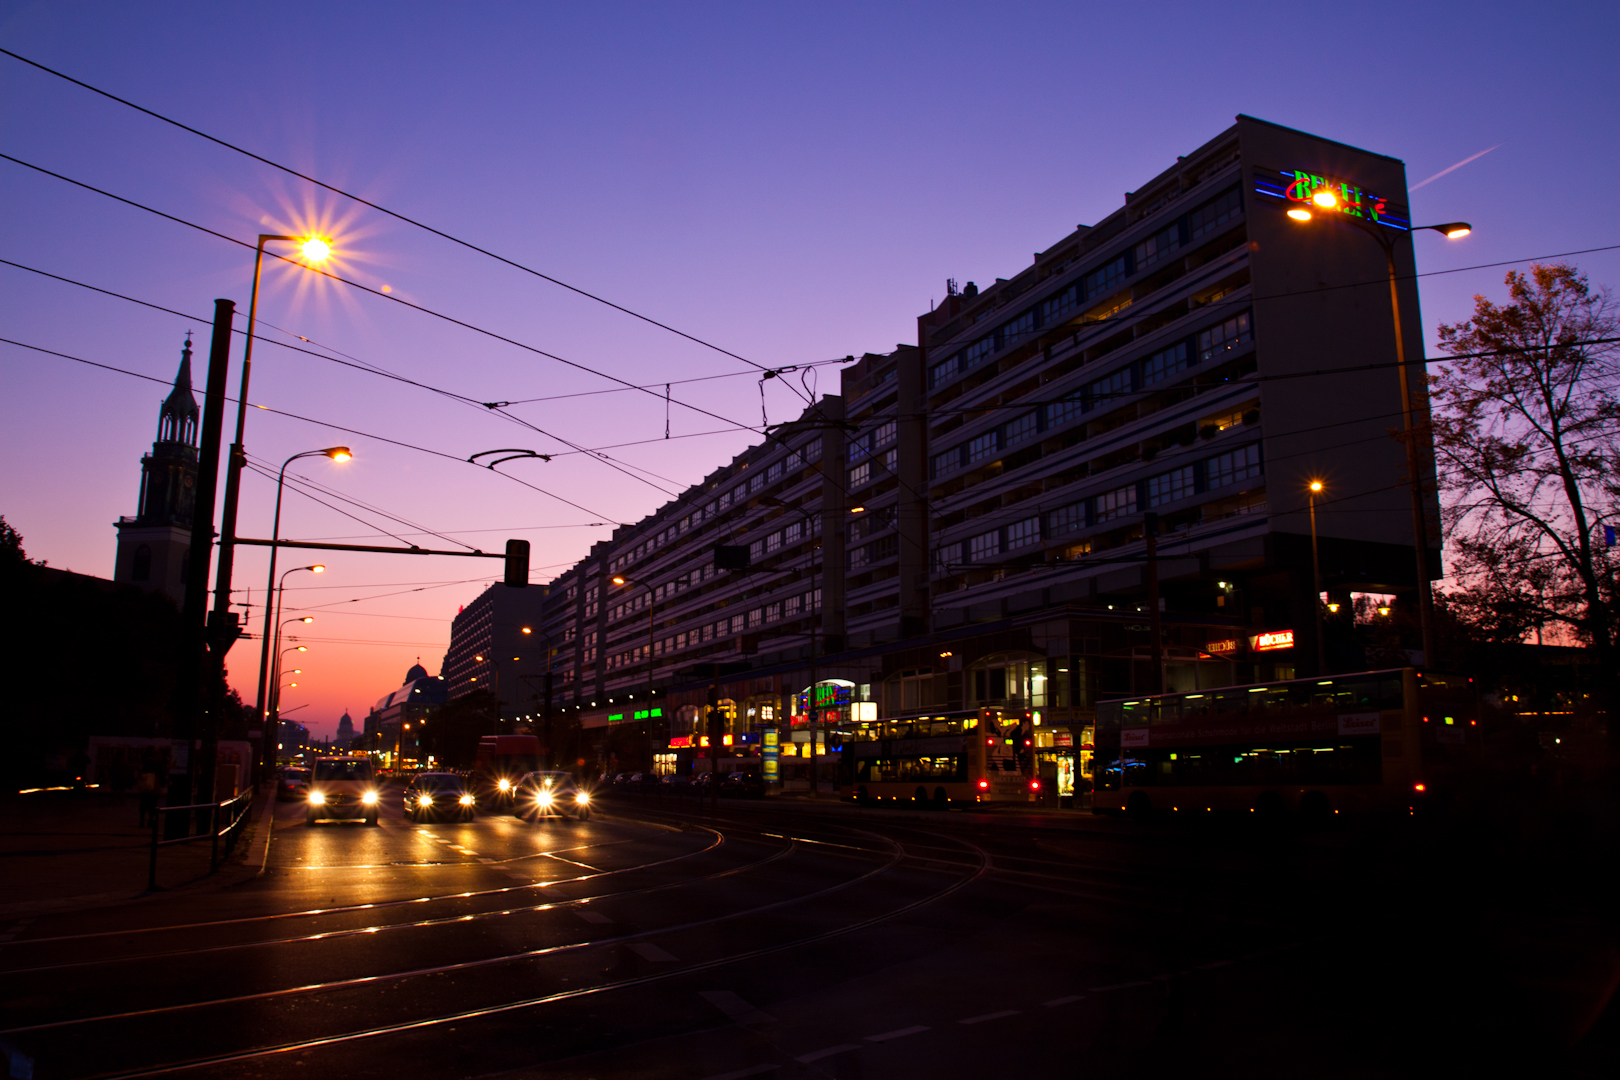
[
  {"x1": 308, "y1": 791, "x2": 325, "y2": 805},
  {"x1": 418, "y1": 794, "x2": 434, "y2": 807},
  {"x1": 498, "y1": 778, "x2": 512, "y2": 792},
  {"x1": 575, "y1": 791, "x2": 590, "y2": 804},
  {"x1": 538, "y1": 791, "x2": 554, "y2": 807},
  {"x1": 362, "y1": 790, "x2": 378, "y2": 805},
  {"x1": 459, "y1": 794, "x2": 474, "y2": 806}
]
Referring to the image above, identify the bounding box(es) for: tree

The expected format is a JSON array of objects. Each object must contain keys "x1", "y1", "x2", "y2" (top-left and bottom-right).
[{"x1": 1432, "y1": 263, "x2": 1619, "y2": 739}]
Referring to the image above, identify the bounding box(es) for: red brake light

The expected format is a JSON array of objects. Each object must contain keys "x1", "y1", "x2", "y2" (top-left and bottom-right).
[
  {"x1": 1414, "y1": 782, "x2": 1427, "y2": 793},
  {"x1": 1029, "y1": 780, "x2": 1041, "y2": 791},
  {"x1": 978, "y1": 779, "x2": 989, "y2": 789}
]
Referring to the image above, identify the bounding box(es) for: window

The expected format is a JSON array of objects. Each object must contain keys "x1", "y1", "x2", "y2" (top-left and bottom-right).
[
  {"x1": 750, "y1": 472, "x2": 766, "y2": 493},
  {"x1": 963, "y1": 335, "x2": 996, "y2": 371},
  {"x1": 1004, "y1": 412, "x2": 1037, "y2": 447},
  {"x1": 785, "y1": 594, "x2": 801, "y2": 618},
  {"x1": 1141, "y1": 341, "x2": 1190, "y2": 385},
  {"x1": 867, "y1": 535, "x2": 898, "y2": 562},
  {"x1": 766, "y1": 531, "x2": 782, "y2": 553},
  {"x1": 848, "y1": 545, "x2": 870, "y2": 570},
  {"x1": 731, "y1": 615, "x2": 745, "y2": 634},
  {"x1": 1189, "y1": 186, "x2": 1242, "y2": 241},
  {"x1": 848, "y1": 433, "x2": 872, "y2": 463},
  {"x1": 968, "y1": 530, "x2": 1001, "y2": 562},
  {"x1": 1085, "y1": 255, "x2": 1128, "y2": 299},
  {"x1": 1198, "y1": 311, "x2": 1252, "y2": 362},
  {"x1": 747, "y1": 608, "x2": 763, "y2": 629},
  {"x1": 1048, "y1": 501, "x2": 1085, "y2": 535},
  {"x1": 784, "y1": 520, "x2": 802, "y2": 545},
  {"x1": 1095, "y1": 484, "x2": 1137, "y2": 523},
  {"x1": 767, "y1": 461, "x2": 783, "y2": 484},
  {"x1": 750, "y1": 539, "x2": 765, "y2": 561},
  {"x1": 1041, "y1": 285, "x2": 1078, "y2": 325},
  {"x1": 1087, "y1": 366, "x2": 1133, "y2": 410},
  {"x1": 849, "y1": 461, "x2": 872, "y2": 487},
  {"x1": 1046, "y1": 395, "x2": 1084, "y2": 429},
  {"x1": 936, "y1": 542, "x2": 961, "y2": 570},
  {"x1": 717, "y1": 489, "x2": 731, "y2": 509},
  {"x1": 1006, "y1": 517, "x2": 1041, "y2": 550},
  {"x1": 967, "y1": 431, "x2": 999, "y2": 464},
  {"x1": 872, "y1": 420, "x2": 897, "y2": 447},
  {"x1": 1207, "y1": 443, "x2": 1262, "y2": 489},
  {"x1": 1000, "y1": 310, "x2": 1034, "y2": 347},
  {"x1": 803, "y1": 438, "x2": 822, "y2": 463},
  {"x1": 765, "y1": 603, "x2": 781, "y2": 623},
  {"x1": 882, "y1": 448, "x2": 898, "y2": 473},
  {"x1": 930, "y1": 354, "x2": 959, "y2": 389},
  {"x1": 715, "y1": 618, "x2": 730, "y2": 638},
  {"x1": 932, "y1": 448, "x2": 961, "y2": 478},
  {"x1": 1148, "y1": 465, "x2": 1195, "y2": 507},
  {"x1": 1133, "y1": 222, "x2": 1182, "y2": 271}
]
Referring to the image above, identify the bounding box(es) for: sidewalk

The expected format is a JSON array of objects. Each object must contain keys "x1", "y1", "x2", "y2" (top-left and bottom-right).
[{"x1": 0, "y1": 784, "x2": 273, "y2": 919}]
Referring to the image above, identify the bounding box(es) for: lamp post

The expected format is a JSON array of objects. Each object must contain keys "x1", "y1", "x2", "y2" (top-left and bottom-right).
[
  {"x1": 519, "y1": 626, "x2": 557, "y2": 768},
  {"x1": 610, "y1": 576, "x2": 659, "y2": 772},
  {"x1": 1308, "y1": 480, "x2": 1328, "y2": 676},
  {"x1": 212, "y1": 237, "x2": 334, "y2": 627},
  {"x1": 1286, "y1": 198, "x2": 1470, "y2": 665},
  {"x1": 251, "y1": 450, "x2": 349, "y2": 786},
  {"x1": 762, "y1": 497, "x2": 821, "y2": 798},
  {"x1": 269, "y1": 644, "x2": 308, "y2": 764},
  {"x1": 269, "y1": 623, "x2": 312, "y2": 725}
]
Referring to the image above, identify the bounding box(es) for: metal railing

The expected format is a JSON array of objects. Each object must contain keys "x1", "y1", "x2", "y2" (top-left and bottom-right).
[{"x1": 147, "y1": 787, "x2": 255, "y2": 891}]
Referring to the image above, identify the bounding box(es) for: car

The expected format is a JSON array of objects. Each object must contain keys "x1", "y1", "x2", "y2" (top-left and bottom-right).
[
  {"x1": 402, "y1": 772, "x2": 476, "y2": 823},
  {"x1": 276, "y1": 767, "x2": 310, "y2": 802},
  {"x1": 515, "y1": 770, "x2": 592, "y2": 820},
  {"x1": 691, "y1": 772, "x2": 714, "y2": 794},
  {"x1": 660, "y1": 774, "x2": 692, "y2": 794},
  {"x1": 611, "y1": 772, "x2": 632, "y2": 789},
  {"x1": 720, "y1": 771, "x2": 766, "y2": 799},
  {"x1": 306, "y1": 756, "x2": 380, "y2": 826}
]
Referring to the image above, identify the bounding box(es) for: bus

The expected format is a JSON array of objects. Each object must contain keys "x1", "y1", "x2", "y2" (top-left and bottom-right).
[
  {"x1": 1092, "y1": 667, "x2": 1480, "y2": 817},
  {"x1": 472, "y1": 734, "x2": 540, "y2": 808},
  {"x1": 842, "y1": 708, "x2": 1039, "y2": 808}
]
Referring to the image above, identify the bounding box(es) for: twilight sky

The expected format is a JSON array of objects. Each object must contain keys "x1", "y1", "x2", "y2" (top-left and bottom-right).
[{"x1": 3, "y1": 1, "x2": 1617, "y2": 739}]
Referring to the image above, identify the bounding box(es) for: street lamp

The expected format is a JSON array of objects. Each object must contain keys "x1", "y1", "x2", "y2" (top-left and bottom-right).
[
  {"x1": 211, "y1": 235, "x2": 335, "y2": 630},
  {"x1": 1286, "y1": 205, "x2": 1470, "y2": 665},
  {"x1": 761, "y1": 496, "x2": 821, "y2": 798},
  {"x1": 269, "y1": 644, "x2": 308, "y2": 761},
  {"x1": 1308, "y1": 480, "x2": 1327, "y2": 676},
  {"x1": 610, "y1": 575, "x2": 659, "y2": 772},
  {"x1": 253, "y1": 444, "x2": 349, "y2": 782}
]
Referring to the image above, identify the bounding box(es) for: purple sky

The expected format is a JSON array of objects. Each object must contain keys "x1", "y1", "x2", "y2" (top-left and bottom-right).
[{"x1": 4, "y1": 2, "x2": 1617, "y2": 739}]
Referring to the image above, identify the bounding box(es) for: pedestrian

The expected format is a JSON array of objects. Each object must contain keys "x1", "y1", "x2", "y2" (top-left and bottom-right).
[{"x1": 137, "y1": 753, "x2": 160, "y2": 829}]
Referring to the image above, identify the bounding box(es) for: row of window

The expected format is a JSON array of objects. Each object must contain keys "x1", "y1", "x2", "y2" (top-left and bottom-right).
[
  {"x1": 747, "y1": 515, "x2": 821, "y2": 562},
  {"x1": 929, "y1": 185, "x2": 1244, "y2": 390},
  {"x1": 931, "y1": 311, "x2": 1253, "y2": 479},
  {"x1": 945, "y1": 442, "x2": 1263, "y2": 564},
  {"x1": 605, "y1": 590, "x2": 824, "y2": 670},
  {"x1": 848, "y1": 534, "x2": 899, "y2": 570},
  {"x1": 849, "y1": 447, "x2": 897, "y2": 489},
  {"x1": 607, "y1": 438, "x2": 823, "y2": 575},
  {"x1": 848, "y1": 419, "x2": 897, "y2": 462}
]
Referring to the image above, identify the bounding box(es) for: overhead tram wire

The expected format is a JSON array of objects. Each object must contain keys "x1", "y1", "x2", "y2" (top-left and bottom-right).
[
  {"x1": 239, "y1": 456, "x2": 465, "y2": 551},
  {"x1": 246, "y1": 449, "x2": 481, "y2": 550},
  {"x1": 0, "y1": 46, "x2": 804, "y2": 385},
  {"x1": 0, "y1": 335, "x2": 624, "y2": 524}
]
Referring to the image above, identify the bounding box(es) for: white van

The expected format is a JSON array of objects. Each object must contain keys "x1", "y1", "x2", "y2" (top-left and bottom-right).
[{"x1": 307, "y1": 756, "x2": 381, "y2": 826}]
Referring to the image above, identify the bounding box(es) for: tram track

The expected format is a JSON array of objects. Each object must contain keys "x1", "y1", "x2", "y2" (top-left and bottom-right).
[{"x1": 8, "y1": 822, "x2": 991, "y2": 1080}]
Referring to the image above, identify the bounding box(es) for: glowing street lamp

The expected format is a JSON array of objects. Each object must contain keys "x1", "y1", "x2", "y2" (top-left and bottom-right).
[
  {"x1": 1286, "y1": 206, "x2": 1471, "y2": 664},
  {"x1": 1308, "y1": 480, "x2": 1327, "y2": 676}
]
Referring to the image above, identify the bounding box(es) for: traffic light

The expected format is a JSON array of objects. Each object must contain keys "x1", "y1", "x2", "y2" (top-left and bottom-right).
[{"x1": 504, "y1": 539, "x2": 530, "y2": 587}]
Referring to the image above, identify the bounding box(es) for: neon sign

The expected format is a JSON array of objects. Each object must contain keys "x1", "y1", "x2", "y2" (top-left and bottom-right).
[
  {"x1": 1254, "y1": 167, "x2": 1410, "y2": 231},
  {"x1": 1206, "y1": 638, "x2": 1240, "y2": 656},
  {"x1": 1251, "y1": 629, "x2": 1295, "y2": 652}
]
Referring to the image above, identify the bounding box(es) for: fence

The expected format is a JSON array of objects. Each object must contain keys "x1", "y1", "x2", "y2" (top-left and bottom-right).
[{"x1": 147, "y1": 787, "x2": 255, "y2": 891}]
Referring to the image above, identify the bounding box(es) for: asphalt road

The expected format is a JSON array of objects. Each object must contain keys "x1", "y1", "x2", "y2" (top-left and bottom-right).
[{"x1": 0, "y1": 788, "x2": 1612, "y2": 1079}]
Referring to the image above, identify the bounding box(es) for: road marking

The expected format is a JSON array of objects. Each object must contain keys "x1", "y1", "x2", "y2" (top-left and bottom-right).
[
  {"x1": 865, "y1": 1025, "x2": 929, "y2": 1042},
  {"x1": 958, "y1": 1009, "x2": 1020, "y2": 1025},
  {"x1": 576, "y1": 911, "x2": 612, "y2": 924},
  {"x1": 1043, "y1": 994, "x2": 1085, "y2": 1007},
  {"x1": 796, "y1": 1044, "x2": 862, "y2": 1064},
  {"x1": 701, "y1": 1066, "x2": 779, "y2": 1080},
  {"x1": 477, "y1": 857, "x2": 495, "y2": 864},
  {"x1": 628, "y1": 942, "x2": 676, "y2": 962},
  {"x1": 699, "y1": 990, "x2": 775, "y2": 1027}
]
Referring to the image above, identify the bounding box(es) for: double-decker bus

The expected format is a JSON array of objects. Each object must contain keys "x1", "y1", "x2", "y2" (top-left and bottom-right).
[
  {"x1": 842, "y1": 708, "x2": 1039, "y2": 808},
  {"x1": 1092, "y1": 668, "x2": 1479, "y2": 817}
]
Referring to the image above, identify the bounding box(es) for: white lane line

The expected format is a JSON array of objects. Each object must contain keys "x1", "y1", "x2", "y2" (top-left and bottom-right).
[
  {"x1": 1043, "y1": 994, "x2": 1085, "y2": 1007},
  {"x1": 796, "y1": 1044, "x2": 862, "y2": 1064},
  {"x1": 576, "y1": 911, "x2": 612, "y2": 924},
  {"x1": 865, "y1": 1025, "x2": 929, "y2": 1042},
  {"x1": 701, "y1": 1066, "x2": 779, "y2": 1080},
  {"x1": 958, "y1": 1009, "x2": 1020, "y2": 1025},
  {"x1": 699, "y1": 990, "x2": 775, "y2": 1027},
  {"x1": 627, "y1": 942, "x2": 676, "y2": 962}
]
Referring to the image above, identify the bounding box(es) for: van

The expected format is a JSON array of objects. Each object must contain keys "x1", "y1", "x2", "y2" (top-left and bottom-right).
[{"x1": 307, "y1": 756, "x2": 381, "y2": 826}]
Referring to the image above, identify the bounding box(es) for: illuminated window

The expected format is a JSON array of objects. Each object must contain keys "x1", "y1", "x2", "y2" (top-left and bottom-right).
[
  {"x1": 1095, "y1": 484, "x2": 1137, "y2": 523},
  {"x1": 1198, "y1": 311, "x2": 1252, "y2": 362},
  {"x1": 1141, "y1": 341, "x2": 1190, "y2": 385},
  {"x1": 1189, "y1": 186, "x2": 1242, "y2": 242},
  {"x1": 1148, "y1": 465, "x2": 1195, "y2": 507}
]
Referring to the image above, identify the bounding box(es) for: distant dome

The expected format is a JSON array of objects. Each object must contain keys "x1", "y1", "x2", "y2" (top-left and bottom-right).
[{"x1": 405, "y1": 662, "x2": 430, "y2": 683}]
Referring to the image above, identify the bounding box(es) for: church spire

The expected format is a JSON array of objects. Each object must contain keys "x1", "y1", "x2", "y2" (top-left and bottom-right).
[{"x1": 158, "y1": 334, "x2": 199, "y2": 446}]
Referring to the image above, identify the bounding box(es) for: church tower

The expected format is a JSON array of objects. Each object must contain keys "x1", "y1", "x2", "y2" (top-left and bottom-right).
[{"x1": 114, "y1": 337, "x2": 201, "y2": 606}]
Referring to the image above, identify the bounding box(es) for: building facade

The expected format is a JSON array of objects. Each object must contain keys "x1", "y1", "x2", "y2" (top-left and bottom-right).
[
  {"x1": 442, "y1": 582, "x2": 553, "y2": 723},
  {"x1": 526, "y1": 115, "x2": 1440, "y2": 794}
]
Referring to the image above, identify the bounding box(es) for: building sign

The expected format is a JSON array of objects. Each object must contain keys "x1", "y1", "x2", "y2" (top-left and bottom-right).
[
  {"x1": 1253, "y1": 167, "x2": 1411, "y2": 231},
  {"x1": 1251, "y1": 629, "x2": 1295, "y2": 652},
  {"x1": 1337, "y1": 712, "x2": 1380, "y2": 736},
  {"x1": 762, "y1": 728, "x2": 779, "y2": 783},
  {"x1": 668, "y1": 736, "x2": 692, "y2": 748},
  {"x1": 1206, "y1": 638, "x2": 1240, "y2": 656}
]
